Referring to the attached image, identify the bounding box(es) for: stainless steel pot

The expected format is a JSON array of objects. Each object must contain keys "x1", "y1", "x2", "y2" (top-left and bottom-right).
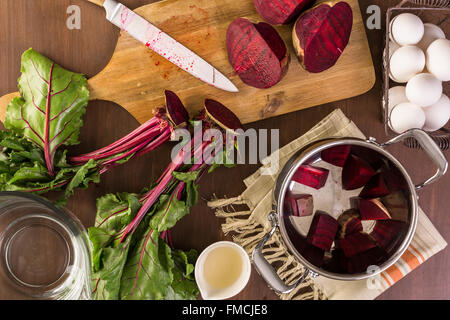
[{"x1": 252, "y1": 129, "x2": 448, "y2": 294}]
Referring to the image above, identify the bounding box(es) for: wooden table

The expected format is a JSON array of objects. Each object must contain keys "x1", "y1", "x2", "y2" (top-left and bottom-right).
[{"x1": 0, "y1": 0, "x2": 448, "y2": 300}]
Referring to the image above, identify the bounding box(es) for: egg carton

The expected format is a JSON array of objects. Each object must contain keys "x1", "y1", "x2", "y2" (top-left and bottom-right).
[{"x1": 382, "y1": 0, "x2": 450, "y2": 150}]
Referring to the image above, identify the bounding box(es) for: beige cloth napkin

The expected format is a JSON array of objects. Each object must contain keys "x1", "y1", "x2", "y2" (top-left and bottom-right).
[{"x1": 208, "y1": 109, "x2": 447, "y2": 300}]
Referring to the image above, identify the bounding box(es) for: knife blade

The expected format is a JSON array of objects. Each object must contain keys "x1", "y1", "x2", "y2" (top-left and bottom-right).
[{"x1": 99, "y1": 0, "x2": 238, "y2": 92}]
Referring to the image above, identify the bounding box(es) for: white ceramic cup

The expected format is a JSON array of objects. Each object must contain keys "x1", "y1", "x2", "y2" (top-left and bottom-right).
[{"x1": 195, "y1": 241, "x2": 251, "y2": 300}]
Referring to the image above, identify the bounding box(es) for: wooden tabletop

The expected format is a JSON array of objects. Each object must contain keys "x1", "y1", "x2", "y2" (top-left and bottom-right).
[{"x1": 0, "y1": 0, "x2": 448, "y2": 300}]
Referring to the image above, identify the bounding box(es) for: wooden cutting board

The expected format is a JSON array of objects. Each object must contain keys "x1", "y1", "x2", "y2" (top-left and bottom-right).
[{"x1": 0, "y1": 0, "x2": 375, "y2": 125}]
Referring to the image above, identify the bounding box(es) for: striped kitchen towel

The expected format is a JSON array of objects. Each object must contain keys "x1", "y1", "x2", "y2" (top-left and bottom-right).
[{"x1": 208, "y1": 109, "x2": 447, "y2": 300}]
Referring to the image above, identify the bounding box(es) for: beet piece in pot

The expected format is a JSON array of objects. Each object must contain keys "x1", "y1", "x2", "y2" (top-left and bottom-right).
[
  {"x1": 306, "y1": 212, "x2": 339, "y2": 251},
  {"x1": 285, "y1": 193, "x2": 314, "y2": 217},
  {"x1": 358, "y1": 198, "x2": 392, "y2": 221},
  {"x1": 342, "y1": 154, "x2": 376, "y2": 190},
  {"x1": 370, "y1": 220, "x2": 407, "y2": 250},
  {"x1": 339, "y1": 232, "x2": 377, "y2": 257},
  {"x1": 337, "y1": 208, "x2": 363, "y2": 238},
  {"x1": 321, "y1": 145, "x2": 351, "y2": 167},
  {"x1": 359, "y1": 173, "x2": 390, "y2": 199},
  {"x1": 292, "y1": 165, "x2": 329, "y2": 190}
]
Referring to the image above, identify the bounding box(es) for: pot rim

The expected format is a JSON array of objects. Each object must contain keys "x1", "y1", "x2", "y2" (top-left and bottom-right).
[{"x1": 275, "y1": 137, "x2": 418, "y2": 281}]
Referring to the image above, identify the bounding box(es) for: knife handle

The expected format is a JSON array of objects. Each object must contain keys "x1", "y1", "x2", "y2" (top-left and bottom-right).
[{"x1": 86, "y1": 0, "x2": 105, "y2": 7}]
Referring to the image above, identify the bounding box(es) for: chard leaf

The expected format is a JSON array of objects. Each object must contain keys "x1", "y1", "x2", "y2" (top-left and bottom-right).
[
  {"x1": 8, "y1": 162, "x2": 50, "y2": 184},
  {"x1": 166, "y1": 249, "x2": 199, "y2": 300},
  {"x1": 149, "y1": 194, "x2": 189, "y2": 232},
  {"x1": 119, "y1": 230, "x2": 174, "y2": 300},
  {"x1": 4, "y1": 48, "x2": 89, "y2": 174}
]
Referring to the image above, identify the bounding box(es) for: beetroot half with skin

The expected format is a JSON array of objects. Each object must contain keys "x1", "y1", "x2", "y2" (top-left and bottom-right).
[
  {"x1": 306, "y1": 212, "x2": 338, "y2": 251},
  {"x1": 359, "y1": 173, "x2": 390, "y2": 199},
  {"x1": 342, "y1": 154, "x2": 376, "y2": 190},
  {"x1": 339, "y1": 232, "x2": 376, "y2": 257},
  {"x1": 292, "y1": 165, "x2": 329, "y2": 189},
  {"x1": 370, "y1": 220, "x2": 407, "y2": 250},
  {"x1": 292, "y1": 1, "x2": 353, "y2": 73},
  {"x1": 254, "y1": 0, "x2": 316, "y2": 25},
  {"x1": 358, "y1": 198, "x2": 392, "y2": 221},
  {"x1": 285, "y1": 193, "x2": 314, "y2": 217},
  {"x1": 204, "y1": 99, "x2": 244, "y2": 134},
  {"x1": 164, "y1": 90, "x2": 189, "y2": 127},
  {"x1": 321, "y1": 145, "x2": 351, "y2": 167},
  {"x1": 226, "y1": 18, "x2": 289, "y2": 89},
  {"x1": 337, "y1": 208, "x2": 362, "y2": 238}
]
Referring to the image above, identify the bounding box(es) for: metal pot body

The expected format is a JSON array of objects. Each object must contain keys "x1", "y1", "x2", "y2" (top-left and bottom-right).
[{"x1": 252, "y1": 129, "x2": 447, "y2": 294}]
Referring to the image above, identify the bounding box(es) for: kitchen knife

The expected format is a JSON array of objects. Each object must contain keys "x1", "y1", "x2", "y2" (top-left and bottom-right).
[{"x1": 86, "y1": 0, "x2": 238, "y2": 92}]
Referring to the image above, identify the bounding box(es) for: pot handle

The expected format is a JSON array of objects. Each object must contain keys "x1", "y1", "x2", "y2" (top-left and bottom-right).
[
  {"x1": 252, "y1": 212, "x2": 311, "y2": 294},
  {"x1": 381, "y1": 129, "x2": 448, "y2": 190}
]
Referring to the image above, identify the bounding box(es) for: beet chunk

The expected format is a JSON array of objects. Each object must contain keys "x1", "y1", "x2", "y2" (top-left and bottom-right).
[
  {"x1": 254, "y1": 0, "x2": 315, "y2": 25},
  {"x1": 306, "y1": 212, "x2": 338, "y2": 251},
  {"x1": 370, "y1": 220, "x2": 407, "y2": 250},
  {"x1": 285, "y1": 193, "x2": 314, "y2": 217},
  {"x1": 293, "y1": 1, "x2": 353, "y2": 73},
  {"x1": 342, "y1": 154, "x2": 376, "y2": 190},
  {"x1": 358, "y1": 198, "x2": 392, "y2": 221},
  {"x1": 164, "y1": 90, "x2": 189, "y2": 127},
  {"x1": 292, "y1": 165, "x2": 329, "y2": 189},
  {"x1": 359, "y1": 173, "x2": 390, "y2": 198},
  {"x1": 321, "y1": 145, "x2": 351, "y2": 167},
  {"x1": 204, "y1": 99, "x2": 244, "y2": 134},
  {"x1": 226, "y1": 18, "x2": 289, "y2": 88},
  {"x1": 381, "y1": 192, "x2": 409, "y2": 222},
  {"x1": 347, "y1": 247, "x2": 387, "y2": 274},
  {"x1": 339, "y1": 232, "x2": 376, "y2": 257},
  {"x1": 337, "y1": 208, "x2": 363, "y2": 238}
]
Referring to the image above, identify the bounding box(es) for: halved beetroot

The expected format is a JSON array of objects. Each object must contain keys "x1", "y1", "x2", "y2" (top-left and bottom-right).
[
  {"x1": 164, "y1": 90, "x2": 189, "y2": 127},
  {"x1": 254, "y1": 0, "x2": 316, "y2": 25},
  {"x1": 306, "y1": 212, "x2": 338, "y2": 251},
  {"x1": 342, "y1": 154, "x2": 376, "y2": 190},
  {"x1": 292, "y1": 1, "x2": 353, "y2": 73},
  {"x1": 358, "y1": 198, "x2": 392, "y2": 221},
  {"x1": 321, "y1": 145, "x2": 351, "y2": 167},
  {"x1": 292, "y1": 165, "x2": 329, "y2": 189},
  {"x1": 337, "y1": 208, "x2": 362, "y2": 238},
  {"x1": 381, "y1": 192, "x2": 409, "y2": 222},
  {"x1": 359, "y1": 173, "x2": 390, "y2": 199},
  {"x1": 339, "y1": 232, "x2": 376, "y2": 257},
  {"x1": 285, "y1": 193, "x2": 314, "y2": 217},
  {"x1": 370, "y1": 220, "x2": 407, "y2": 250},
  {"x1": 347, "y1": 247, "x2": 387, "y2": 274},
  {"x1": 204, "y1": 99, "x2": 244, "y2": 134},
  {"x1": 226, "y1": 18, "x2": 289, "y2": 88}
]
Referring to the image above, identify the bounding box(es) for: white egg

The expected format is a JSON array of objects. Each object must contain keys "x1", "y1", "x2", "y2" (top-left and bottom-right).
[
  {"x1": 423, "y1": 94, "x2": 450, "y2": 132},
  {"x1": 388, "y1": 41, "x2": 400, "y2": 60},
  {"x1": 389, "y1": 102, "x2": 425, "y2": 134},
  {"x1": 387, "y1": 86, "x2": 408, "y2": 116},
  {"x1": 390, "y1": 13, "x2": 424, "y2": 46},
  {"x1": 417, "y1": 23, "x2": 445, "y2": 52},
  {"x1": 406, "y1": 73, "x2": 442, "y2": 107},
  {"x1": 389, "y1": 46, "x2": 425, "y2": 83},
  {"x1": 426, "y1": 39, "x2": 450, "y2": 81}
]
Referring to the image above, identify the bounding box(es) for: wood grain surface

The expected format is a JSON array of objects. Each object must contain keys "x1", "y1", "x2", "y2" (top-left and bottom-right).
[
  {"x1": 0, "y1": 0, "x2": 448, "y2": 300},
  {"x1": 0, "y1": 0, "x2": 375, "y2": 125}
]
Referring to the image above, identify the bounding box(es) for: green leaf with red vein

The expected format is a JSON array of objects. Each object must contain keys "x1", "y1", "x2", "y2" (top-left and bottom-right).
[{"x1": 4, "y1": 48, "x2": 89, "y2": 175}]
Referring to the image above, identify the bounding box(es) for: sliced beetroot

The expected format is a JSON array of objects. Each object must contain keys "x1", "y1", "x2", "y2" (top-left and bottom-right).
[
  {"x1": 254, "y1": 0, "x2": 315, "y2": 25},
  {"x1": 342, "y1": 154, "x2": 376, "y2": 190},
  {"x1": 370, "y1": 220, "x2": 407, "y2": 250},
  {"x1": 164, "y1": 90, "x2": 189, "y2": 127},
  {"x1": 292, "y1": 165, "x2": 329, "y2": 189},
  {"x1": 284, "y1": 217, "x2": 325, "y2": 266},
  {"x1": 347, "y1": 247, "x2": 387, "y2": 274},
  {"x1": 337, "y1": 208, "x2": 362, "y2": 238},
  {"x1": 204, "y1": 99, "x2": 244, "y2": 133},
  {"x1": 321, "y1": 145, "x2": 351, "y2": 167},
  {"x1": 359, "y1": 173, "x2": 390, "y2": 199},
  {"x1": 339, "y1": 232, "x2": 377, "y2": 257},
  {"x1": 306, "y1": 212, "x2": 338, "y2": 251},
  {"x1": 381, "y1": 192, "x2": 409, "y2": 222},
  {"x1": 358, "y1": 198, "x2": 391, "y2": 221},
  {"x1": 285, "y1": 193, "x2": 314, "y2": 217},
  {"x1": 292, "y1": 1, "x2": 353, "y2": 73},
  {"x1": 226, "y1": 18, "x2": 289, "y2": 88}
]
